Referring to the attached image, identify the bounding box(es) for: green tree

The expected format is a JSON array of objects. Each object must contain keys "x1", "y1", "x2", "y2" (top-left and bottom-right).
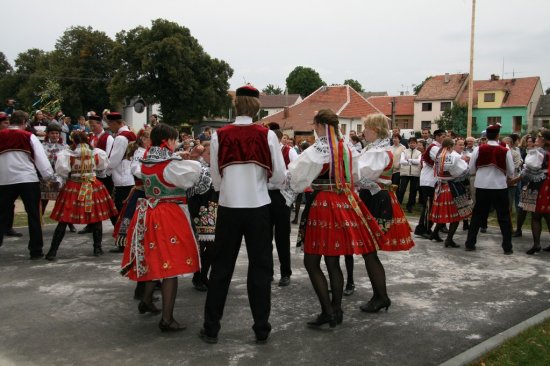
[
  {"x1": 344, "y1": 79, "x2": 363, "y2": 92},
  {"x1": 414, "y1": 76, "x2": 432, "y2": 95},
  {"x1": 11, "y1": 48, "x2": 51, "y2": 112},
  {"x1": 49, "y1": 26, "x2": 115, "y2": 117},
  {"x1": 0, "y1": 52, "x2": 17, "y2": 107},
  {"x1": 0, "y1": 52, "x2": 13, "y2": 75},
  {"x1": 434, "y1": 103, "x2": 474, "y2": 136},
  {"x1": 262, "y1": 84, "x2": 283, "y2": 95},
  {"x1": 109, "y1": 19, "x2": 233, "y2": 124},
  {"x1": 545, "y1": 87, "x2": 550, "y2": 95},
  {"x1": 285, "y1": 66, "x2": 325, "y2": 98}
]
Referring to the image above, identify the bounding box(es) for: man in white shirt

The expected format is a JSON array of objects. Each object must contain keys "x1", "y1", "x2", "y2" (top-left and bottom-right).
[
  {"x1": 105, "y1": 112, "x2": 136, "y2": 251},
  {"x1": 465, "y1": 124, "x2": 514, "y2": 254},
  {"x1": 398, "y1": 137, "x2": 422, "y2": 213},
  {"x1": 200, "y1": 85, "x2": 286, "y2": 345},
  {"x1": 0, "y1": 110, "x2": 55, "y2": 259}
]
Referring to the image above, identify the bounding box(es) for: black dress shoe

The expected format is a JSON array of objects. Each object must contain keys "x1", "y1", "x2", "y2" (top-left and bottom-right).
[
  {"x1": 465, "y1": 246, "x2": 476, "y2": 252},
  {"x1": 526, "y1": 246, "x2": 541, "y2": 255},
  {"x1": 543, "y1": 245, "x2": 550, "y2": 252},
  {"x1": 138, "y1": 301, "x2": 161, "y2": 315},
  {"x1": 504, "y1": 249, "x2": 514, "y2": 255},
  {"x1": 512, "y1": 230, "x2": 522, "y2": 238},
  {"x1": 444, "y1": 240, "x2": 460, "y2": 248},
  {"x1": 199, "y1": 328, "x2": 218, "y2": 344},
  {"x1": 30, "y1": 253, "x2": 44, "y2": 260},
  {"x1": 307, "y1": 313, "x2": 337, "y2": 328},
  {"x1": 429, "y1": 232, "x2": 443, "y2": 242},
  {"x1": 360, "y1": 297, "x2": 391, "y2": 313},
  {"x1": 343, "y1": 283, "x2": 355, "y2": 296},
  {"x1": 159, "y1": 318, "x2": 186, "y2": 332},
  {"x1": 278, "y1": 276, "x2": 290, "y2": 287},
  {"x1": 5, "y1": 228, "x2": 23, "y2": 237},
  {"x1": 77, "y1": 227, "x2": 92, "y2": 234},
  {"x1": 255, "y1": 334, "x2": 270, "y2": 344}
]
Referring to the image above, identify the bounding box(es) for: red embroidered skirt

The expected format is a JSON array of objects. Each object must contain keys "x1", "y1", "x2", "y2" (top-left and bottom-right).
[
  {"x1": 430, "y1": 182, "x2": 472, "y2": 223},
  {"x1": 121, "y1": 201, "x2": 199, "y2": 281},
  {"x1": 535, "y1": 179, "x2": 550, "y2": 213},
  {"x1": 50, "y1": 179, "x2": 117, "y2": 224},
  {"x1": 303, "y1": 190, "x2": 387, "y2": 256},
  {"x1": 383, "y1": 191, "x2": 415, "y2": 251}
]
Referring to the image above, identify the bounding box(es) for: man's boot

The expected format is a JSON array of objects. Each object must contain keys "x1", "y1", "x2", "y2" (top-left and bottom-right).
[
  {"x1": 46, "y1": 225, "x2": 67, "y2": 260},
  {"x1": 92, "y1": 224, "x2": 104, "y2": 256}
]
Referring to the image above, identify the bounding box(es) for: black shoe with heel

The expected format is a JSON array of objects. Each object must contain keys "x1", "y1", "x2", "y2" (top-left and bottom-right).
[
  {"x1": 526, "y1": 246, "x2": 541, "y2": 255},
  {"x1": 430, "y1": 232, "x2": 443, "y2": 243},
  {"x1": 360, "y1": 297, "x2": 391, "y2": 313},
  {"x1": 159, "y1": 318, "x2": 186, "y2": 332},
  {"x1": 138, "y1": 301, "x2": 161, "y2": 315},
  {"x1": 444, "y1": 240, "x2": 460, "y2": 248},
  {"x1": 307, "y1": 313, "x2": 337, "y2": 328}
]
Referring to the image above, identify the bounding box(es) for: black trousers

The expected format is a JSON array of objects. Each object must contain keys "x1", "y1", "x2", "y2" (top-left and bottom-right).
[
  {"x1": 114, "y1": 185, "x2": 133, "y2": 212},
  {"x1": 0, "y1": 183, "x2": 43, "y2": 255},
  {"x1": 268, "y1": 190, "x2": 292, "y2": 278},
  {"x1": 415, "y1": 186, "x2": 435, "y2": 234},
  {"x1": 5, "y1": 204, "x2": 16, "y2": 233},
  {"x1": 465, "y1": 188, "x2": 512, "y2": 252},
  {"x1": 204, "y1": 205, "x2": 273, "y2": 338},
  {"x1": 97, "y1": 176, "x2": 114, "y2": 196},
  {"x1": 397, "y1": 175, "x2": 419, "y2": 209}
]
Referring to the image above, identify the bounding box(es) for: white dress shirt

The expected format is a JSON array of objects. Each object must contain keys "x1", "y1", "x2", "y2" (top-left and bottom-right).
[
  {"x1": 419, "y1": 141, "x2": 441, "y2": 187},
  {"x1": 469, "y1": 140, "x2": 514, "y2": 189},
  {"x1": 210, "y1": 116, "x2": 286, "y2": 208},
  {"x1": 0, "y1": 127, "x2": 54, "y2": 185},
  {"x1": 107, "y1": 126, "x2": 135, "y2": 187}
]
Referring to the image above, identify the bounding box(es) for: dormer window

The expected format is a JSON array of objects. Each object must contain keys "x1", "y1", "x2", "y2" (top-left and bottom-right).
[{"x1": 484, "y1": 93, "x2": 496, "y2": 102}]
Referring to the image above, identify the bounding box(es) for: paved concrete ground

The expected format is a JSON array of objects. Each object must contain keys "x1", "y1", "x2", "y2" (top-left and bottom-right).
[{"x1": 1, "y1": 220, "x2": 549, "y2": 366}]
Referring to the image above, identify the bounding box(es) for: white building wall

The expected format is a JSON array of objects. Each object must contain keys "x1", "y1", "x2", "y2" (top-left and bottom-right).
[{"x1": 413, "y1": 100, "x2": 453, "y2": 131}]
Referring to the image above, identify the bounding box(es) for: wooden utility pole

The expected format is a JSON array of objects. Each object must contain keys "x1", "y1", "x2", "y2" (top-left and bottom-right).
[{"x1": 467, "y1": 0, "x2": 476, "y2": 137}]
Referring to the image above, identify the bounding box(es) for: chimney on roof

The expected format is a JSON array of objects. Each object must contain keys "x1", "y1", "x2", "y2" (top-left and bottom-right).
[
  {"x1": 490, "y1": 74, "x2": 500, "y2": 81},
  {"x1": 283, "y1": 107, "x2": 290, "y2": 119},
  {"x1": 444, "y1": 73, "x2": 450, "y2": 83}
]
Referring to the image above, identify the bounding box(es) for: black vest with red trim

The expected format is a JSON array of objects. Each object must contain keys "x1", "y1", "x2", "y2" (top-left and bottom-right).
[
  {"x1": 217, "y1": 124, "x2": 272, "y2": 178},
  {"x1": 281, "y1": 144, "x2": 291, "y2": 168},
  {"x1": 422, "y1": 143, "x2": 437, "y2": 167},
  {"x1": 476, "y1": 143, "x2": 508, "y2": 173},
  {"x1": 0, "y1": 128, "x2": 34, "y2": 159}
]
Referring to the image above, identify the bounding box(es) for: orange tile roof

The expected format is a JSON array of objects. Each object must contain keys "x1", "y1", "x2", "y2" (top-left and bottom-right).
[
  {"x1": 416, "y1": 73, "x2": 469, "y2": 101},
  {"x1": 259, "y1": 85, "x2": 382, "y2": 132},
  {"x1": 367, "y1": 95, "x2": 415, "y2": 116},
  {"x1": 457, "y1": 76, "x2": 540, "y2": 107}
]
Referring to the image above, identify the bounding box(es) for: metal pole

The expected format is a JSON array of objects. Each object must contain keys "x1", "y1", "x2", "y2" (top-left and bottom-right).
[{"x1": 467, "y1": 0, "x2": 476, "y2": 137}]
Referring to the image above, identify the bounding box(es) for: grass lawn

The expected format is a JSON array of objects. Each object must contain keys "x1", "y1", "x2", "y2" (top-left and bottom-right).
[
  {"x1": 471, "y1": 318, "x2": 550, "y2": 366},
  {"x1": 14, "y1": 211, "x2": 56, "y2": 227}
]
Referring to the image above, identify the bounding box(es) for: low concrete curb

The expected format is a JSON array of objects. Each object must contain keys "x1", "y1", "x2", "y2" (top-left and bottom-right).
[{"x1": 440, "y1": 308, "x2": 550, "y2": 366}]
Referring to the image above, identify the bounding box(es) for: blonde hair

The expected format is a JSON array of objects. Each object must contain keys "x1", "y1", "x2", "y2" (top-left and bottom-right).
[
  {"x1": 235, "y1": 96, "x2": 261, "y2": 117},
  {"x1": 363, "y1": 113, "x2": 390, "y2": 139}
]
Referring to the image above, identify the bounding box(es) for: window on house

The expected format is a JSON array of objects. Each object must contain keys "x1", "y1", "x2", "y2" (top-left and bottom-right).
[
  {"x1": 422, "y1": 103, "x2": 432, "y2": 111},
  {"x1": 513, "y1": 116, "x2": 522, "y2": 132},
  {"x1": 421, "y1": 121, "x2": 431, "y2": 129},
  {"x1": 440, "y1": 102, "x2": 451, "y2": 111},
  {"x1": 484, "y1": 93, "x2": 496, "y2": 102},
  {"x1": 340, "y1": 124, "x2": 347, "y2": 135},
  {"x1": 356, "y1": 125, "x2": 362, "y2": 133},
  {"x1": 487, "y1": 116, "x2": 501, "y2": 125},
  {"x1": 543, "y1": 120, "x2": 550, "y2": 129}
]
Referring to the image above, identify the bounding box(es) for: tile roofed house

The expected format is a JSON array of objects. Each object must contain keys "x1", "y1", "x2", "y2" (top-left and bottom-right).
[
  {"x1": 534, "y1": 95, "x2": 550, "y2": 129},
  {"x1": 367, "y1": 95, "x2": 415, "y2": 129},
  {"x1": 360, "y1": 91, "x2": 388, "y2": 99},
  {"x1": 259, "y1": 94, "x2": 302, "y2": 117},
  {"x1": 259, "y1": 85, "x2": 382, "y2": 137},
  {"x1": 457, "y1": 75, "x2": 543, "y2": 134},
  {"x1": 413, "y1": 73, "x2": 470, "y2": 132}
]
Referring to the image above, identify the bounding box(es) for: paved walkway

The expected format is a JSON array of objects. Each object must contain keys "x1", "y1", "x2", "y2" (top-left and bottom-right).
[{"x1": 0, "y1": 221, "x2": 549, "y2": 365}]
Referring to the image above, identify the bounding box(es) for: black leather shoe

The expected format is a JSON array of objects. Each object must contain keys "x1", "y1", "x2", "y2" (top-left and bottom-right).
[
  {"x1": 278, "y1": 276, "x2": 290, "y2": 287},
  {"x1": 526, "y1": 246, "x2": 541, "y2": 255},
  {"x1": 30, "y1": 253, "x2": 44, "y2": 260},
  {"x1": 465, "y1": 246, "x2": 476, "y2": 252},
  {"x1": 255, "y1": 334, "x2": 270, "y2": 344},
  {"x1": 429, "y1": 232, "x2": 443, "y2": 242},
  {"x1": 543, "y1": 245, "x2": 550, "y2": 252},
  {"x1": 138, "y1": 301, "x2": 161, "y2": 315},
  {"x1": 307, "y1": 313, "x2": 336, "y2": 328},
  {"x1": 159, "y1": 318, "x2": 186, "y2": 332},
  {"x1": 93, "y1": 247, "x2": 104, "y2": 256},
  {"x1": 360, "y1": 297, "x2": 391, "y2": 313},
  {"x1": 512, "y1": 230, "x2": 522, "y2": 238},
  {"x1": 343, "y1": 283, "x2": 355, "y2": 296},
  {"x1": 199, "y1": 328, "x2": 218, "y2": 344},
  {"x1": 5, "y1": 228, "x2": 23, "y2": 237},
  {"x1": 503, "y1": 249, "x2": 514, "y2": 255},
  {"x1": 444, "y1": 240, "x2": 460, "y2": 248}
]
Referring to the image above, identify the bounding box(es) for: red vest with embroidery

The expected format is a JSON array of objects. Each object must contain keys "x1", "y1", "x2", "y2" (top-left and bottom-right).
[
  {"x1": 422, "y1": 143, "x2": 437, "y2": 167},
  {"x1": 476, "y1": 144, "x2": 508, "y2": 173},
  {"x1": 281, "y1": 145, "x2": 291, "y2": 168},
  {"x1": 118, "y1": 130, "x2": 137, "y2": 143},
  {"x1": 95, "y1": 132, "x2": 111, "y2": 151},
  {"x1": 0, "y1": 128, "x2": 34, "y2": 159},
  {"x1": 217, "y1": 124, "x2": 272, "y2": 178}
]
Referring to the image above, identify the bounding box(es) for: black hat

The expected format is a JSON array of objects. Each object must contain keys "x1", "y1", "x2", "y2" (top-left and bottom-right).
[
  {"x1": 88, "y1": 115, "x2": 101, "y2": 122},
  {"x1": 236, "y1": 84, "x2": 260, "y2": 98},
  {"x1": 106, "y1": 112, "x2": 122, "y2": 121},
  {"x1": 0, "y1": 112, "x2": 8, "y2": 122}
]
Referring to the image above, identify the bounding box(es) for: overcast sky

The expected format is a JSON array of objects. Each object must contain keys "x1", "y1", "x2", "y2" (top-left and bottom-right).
[{"x1": 3, "y1": 0, "x2": 550, "y2": 95}]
